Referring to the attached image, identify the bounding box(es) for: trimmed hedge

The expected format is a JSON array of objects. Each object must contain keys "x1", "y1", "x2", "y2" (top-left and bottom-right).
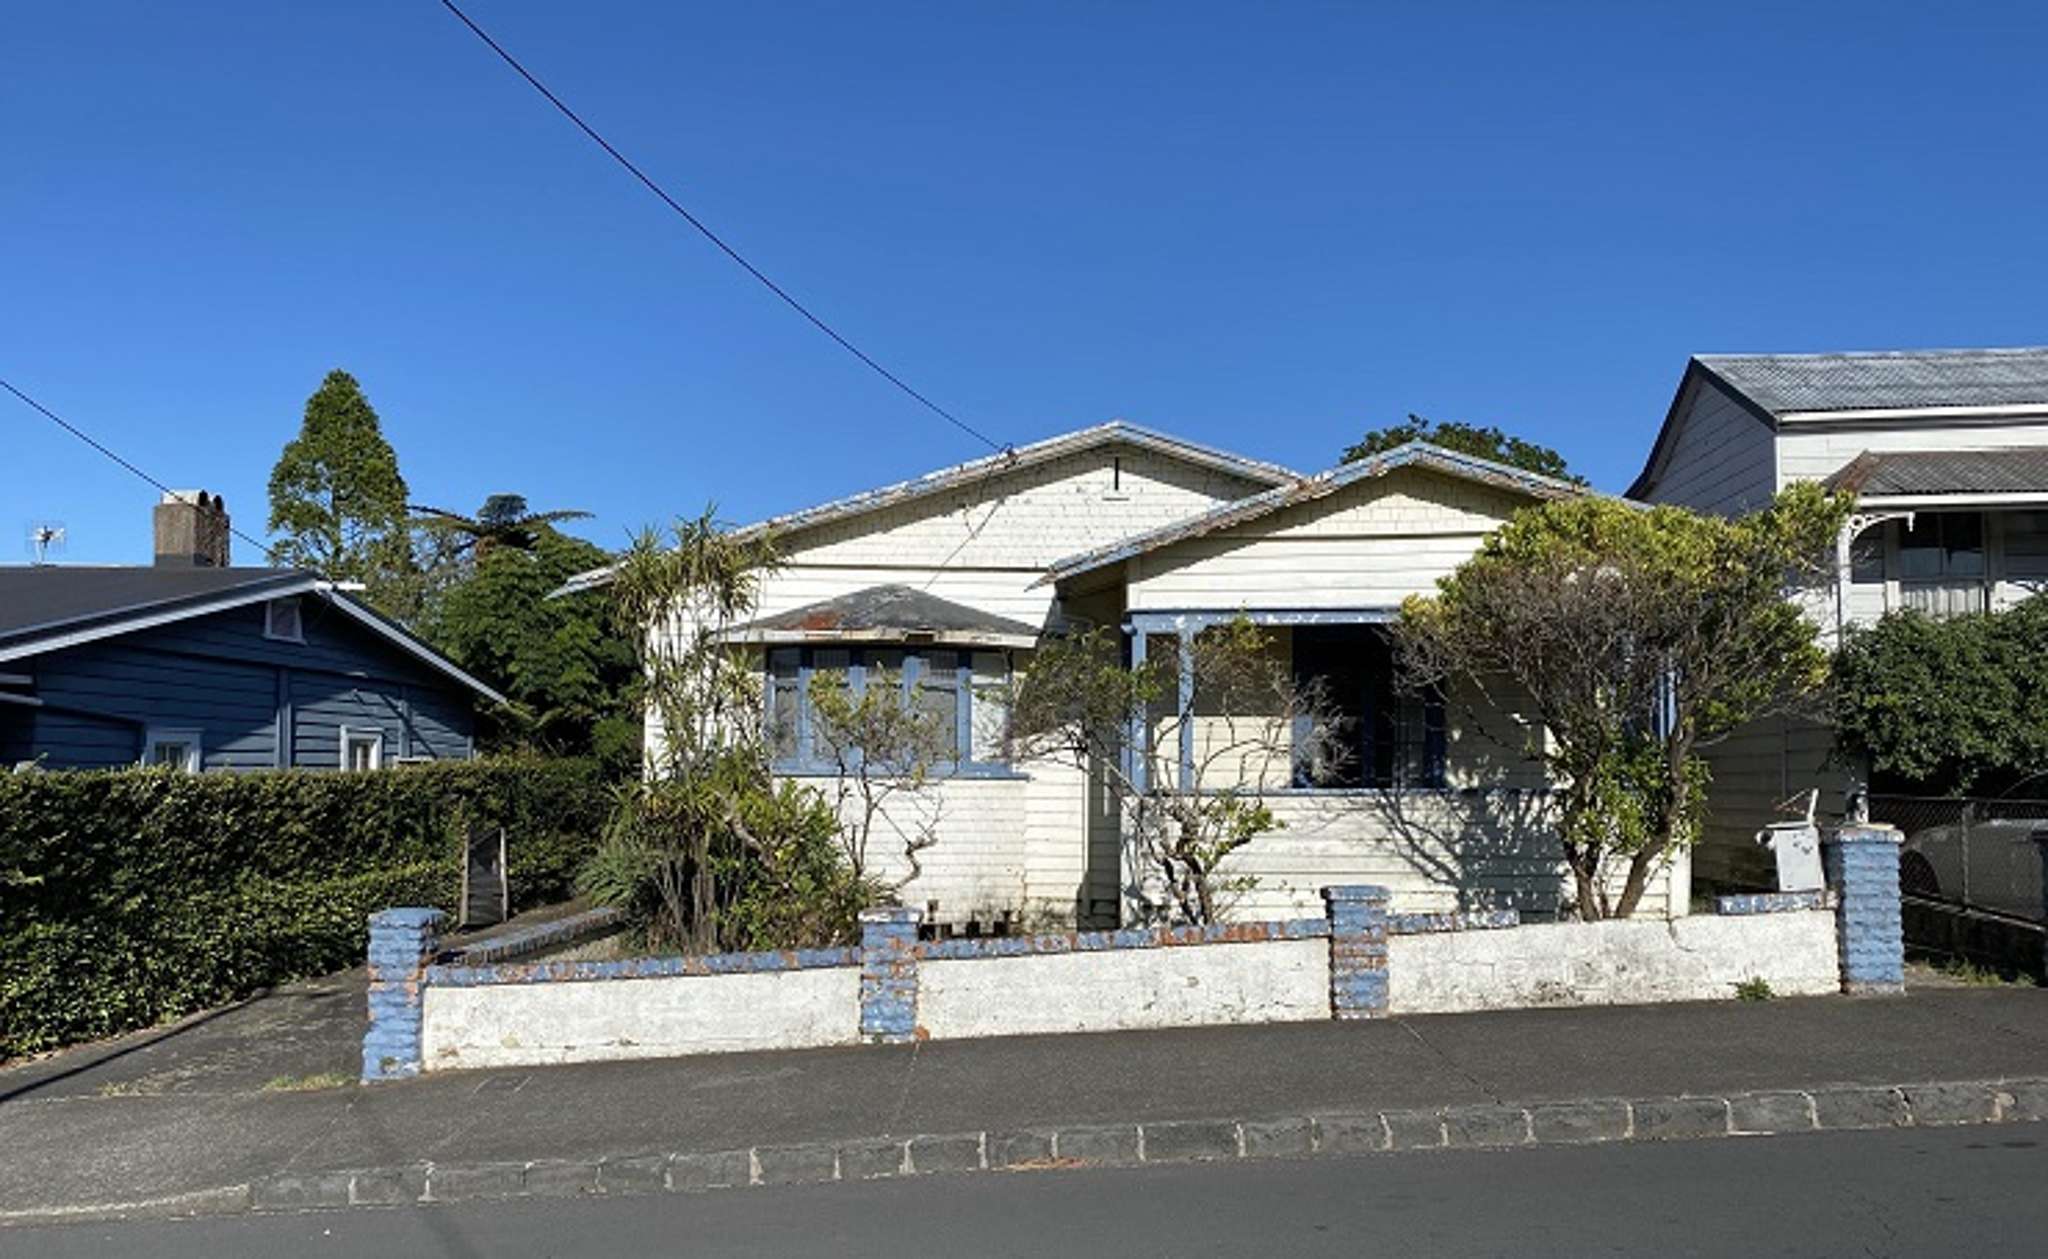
[{"x1": 0, "y1": 758, "x2": 609, "y2": 1059}]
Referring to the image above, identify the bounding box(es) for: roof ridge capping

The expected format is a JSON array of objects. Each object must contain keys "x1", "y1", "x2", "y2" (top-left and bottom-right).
[
  {"x1": 553, "y1": 420, "x2": 1300, "y2": 597},
  {"x1": 1039, "y1": 440, "x2": 1601, "y2": 587}
]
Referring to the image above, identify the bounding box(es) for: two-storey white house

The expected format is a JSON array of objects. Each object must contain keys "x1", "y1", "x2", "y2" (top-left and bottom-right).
[
  {"x1": 1629, "y1": 346, "x2": 2048, "y2": 887},
  {"x1": 579, "y1": 421, "x2": 1686, "y2": 929}
]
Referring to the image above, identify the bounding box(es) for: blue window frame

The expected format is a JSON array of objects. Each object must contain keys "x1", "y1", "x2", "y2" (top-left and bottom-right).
[{"x1": 765, "y1": 645, "x2": 1009, "y2": 775}]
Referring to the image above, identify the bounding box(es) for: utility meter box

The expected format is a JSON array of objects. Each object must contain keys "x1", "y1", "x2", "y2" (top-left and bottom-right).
[{"x1": 1755, "y1": 820, "x2": 1825, "y2": 893}]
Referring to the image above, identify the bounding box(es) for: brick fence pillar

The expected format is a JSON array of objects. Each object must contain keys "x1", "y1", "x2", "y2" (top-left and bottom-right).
[
  {"x1": 362, "y1": 907, "x2": 446, "y2": 1082},
  {"x1": 858, "y1": 906, "x2": 924, "y2": 1043},
  {"x1": 1824, "y1": 825, "x2": 1904, "y2": 995},
  {"x1": 1322, "y1": 885, "x2": 1390, "y2": 1019}
]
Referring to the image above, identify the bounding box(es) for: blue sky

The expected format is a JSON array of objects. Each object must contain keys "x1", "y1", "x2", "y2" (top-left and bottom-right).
[{"x1": 6, "y1": 1, "x2": 2046, "y2": 565}]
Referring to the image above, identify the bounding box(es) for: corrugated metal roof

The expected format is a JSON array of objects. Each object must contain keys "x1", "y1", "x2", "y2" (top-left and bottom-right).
[
  {"x1": 1040, "y1": 441, "x2": 1595, "y2": 587},
  {"x1": 554, "y1": 421, "x2": 1299, "y2": 597},
  {"x1": 1699, "y1": 347, "x2": 2048, "y2": 416},
  {"x1": 717, "y1": 584, "x2": 1041, "y2": 646},
  {"x1": 1825, "y1": 449, "x2": 2048, "y2": 497}
]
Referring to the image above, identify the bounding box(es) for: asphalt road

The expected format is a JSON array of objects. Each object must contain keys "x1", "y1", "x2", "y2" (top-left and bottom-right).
[{"x1": 13, "y1": 1124, "x2": 2046, "y2": 1258}]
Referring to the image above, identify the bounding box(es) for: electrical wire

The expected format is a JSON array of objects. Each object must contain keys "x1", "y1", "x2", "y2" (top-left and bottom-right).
[
  {"x1": 434, "y1": 0, "x2": 1008, "y2": 455},
  {"x1": 0, "y1": 376, "x2": 290, "y2": 565}
]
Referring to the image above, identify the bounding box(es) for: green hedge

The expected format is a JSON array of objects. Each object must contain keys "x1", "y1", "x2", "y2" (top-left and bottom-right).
[{"x1": 0, "y1": 758, "x2": 610, "y2": 1059}]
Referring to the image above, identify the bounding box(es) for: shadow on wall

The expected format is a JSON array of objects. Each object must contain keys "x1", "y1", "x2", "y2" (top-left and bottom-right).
[{"x1": 1274, "y1": 778, "x2": 1569, "y2": 920}]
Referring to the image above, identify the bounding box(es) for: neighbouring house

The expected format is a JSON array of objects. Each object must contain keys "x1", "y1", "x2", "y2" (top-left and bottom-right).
[
  {"x1": 1628, "y1": 346, "x2": 2048, "y2": 887},
  {"x1": 577, "y1": 421, "x2": 1688, "y2": 928},
  {"x1": 0, "y1": 491, "x2": 505, "y2": 772}
]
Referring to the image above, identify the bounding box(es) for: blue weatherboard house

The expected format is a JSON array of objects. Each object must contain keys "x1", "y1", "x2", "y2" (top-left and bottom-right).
[{"x1": 0, "y1": 491, "x2": 505, "y2": 772}]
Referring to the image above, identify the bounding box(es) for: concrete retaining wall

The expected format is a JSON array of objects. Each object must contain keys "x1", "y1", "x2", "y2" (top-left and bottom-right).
[
  {"x1": 420, "y1": 967, "x2": 859, "y2": 1071},
  {"x1": 1389, "y1": 910, "x2": 1839, "y2": 1015},
  {"x1": 368, "y1": 830, "x2": 1904, "y2": 1080},
  {"x1": 918, "y1": 938, "x2": 1331, "y2": 1040}
]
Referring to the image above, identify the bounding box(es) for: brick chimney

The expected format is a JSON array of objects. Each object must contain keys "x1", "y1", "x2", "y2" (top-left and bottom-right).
[{"x1": 153, "y1": 491, "x2": 231, "y2": 567}]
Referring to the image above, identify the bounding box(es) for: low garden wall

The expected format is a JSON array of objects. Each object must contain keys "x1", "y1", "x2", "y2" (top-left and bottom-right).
[{"x1": 365, "y1": 828, "x2": 1906, "y2": 1081}]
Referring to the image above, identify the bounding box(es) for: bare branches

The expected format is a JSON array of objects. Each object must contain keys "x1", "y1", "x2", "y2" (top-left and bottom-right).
[{"x1": 1008, "y1": 619, "x2": 1345, "y2": 925}]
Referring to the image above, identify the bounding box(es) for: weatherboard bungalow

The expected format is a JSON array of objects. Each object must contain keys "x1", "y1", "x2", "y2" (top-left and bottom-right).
[{"x1": 573, "y1": 422, "x2": 1689, "y2": 928}]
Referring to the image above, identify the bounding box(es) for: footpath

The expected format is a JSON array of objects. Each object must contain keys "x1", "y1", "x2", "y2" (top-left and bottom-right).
[{"x1": 4, "y1": 975, "x2": 2046, "y2": 1224}]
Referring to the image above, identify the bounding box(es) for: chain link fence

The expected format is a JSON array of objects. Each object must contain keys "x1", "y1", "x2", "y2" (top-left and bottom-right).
[{"x1": 1870, "y1": 795, "x2": 2048, "y2": 925}]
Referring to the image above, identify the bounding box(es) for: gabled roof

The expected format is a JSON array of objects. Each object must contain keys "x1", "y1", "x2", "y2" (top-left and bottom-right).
[
  {"x1": 554, "y1": 421, "x2": 1298, "y2": 597},
  {"x1": 1630, "y1": 348, "x2": 2048, "y2": 500},
  {"x1": 1039, "y1": 441, "x2": 1591, "y2": 587},
  {"x1": 1825, "y1": 449, "x2": 2048, "y2": 499},
  {"x1": 1702, "y1": 347, "x2": 2048, "y2": 417},
  {"x1": 0, "y1": 566, "x2": 508, "y2": 705},
  {"x1": 716, "y1": 584, "x2": 1040, "y2": 648}
]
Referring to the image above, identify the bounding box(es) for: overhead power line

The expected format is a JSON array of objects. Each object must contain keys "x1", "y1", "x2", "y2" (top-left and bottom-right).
[
  {"x1": 435, "y1": 0, "x2": 1010, "y2": 457},
  {"x1": 0, "y1": 376, "x2": 289, "y2": 565}
]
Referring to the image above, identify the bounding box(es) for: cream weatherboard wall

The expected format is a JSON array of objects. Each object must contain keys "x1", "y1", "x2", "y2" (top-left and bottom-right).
[{"x1": 1125, "y1": 466, "x2": 1535, "y2": 612}]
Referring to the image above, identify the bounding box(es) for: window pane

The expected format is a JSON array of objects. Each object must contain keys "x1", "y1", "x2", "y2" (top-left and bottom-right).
[
  {"x1": 914, "y1": 652, "x2": 959, "y2": 757},
  {"x1": 970, "y1": 652, "x2": 1009, "y2": 763},
  {"x1": 2007, "y1": 512, "x2": 2048, "y2": 580},
  {"x1": 1850, "y1": 526, "x2": 1885, "y2": 584},
  {"x1": 1899, "y1": 517, "x2": 1944, "y2": 580},
  {"x1": 1944, "y1": 512, "x2": 1985, "y2": 578},
  {"x1": 767, "y1": 650, "x2": 799, "y2": 759},
  {"x1": 1292, "y1": 625, "x2": 1442, "y2": 789}
]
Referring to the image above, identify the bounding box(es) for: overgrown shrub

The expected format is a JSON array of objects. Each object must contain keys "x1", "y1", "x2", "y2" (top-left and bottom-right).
[
  {"x1": 577, "y1": 755, "x2": 877, "y2": 954},
  {"x1": 0, "y1": 757, "x2": 608, "y2": 1059},
  {"x1": 1834, "y1": 597, "x2": 2048, "y2": 793}
]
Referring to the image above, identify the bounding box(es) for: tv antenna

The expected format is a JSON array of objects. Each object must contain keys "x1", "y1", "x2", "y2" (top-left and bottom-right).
[{"x1": 27, "y1": 522, "x2": 66, "y2": 565}]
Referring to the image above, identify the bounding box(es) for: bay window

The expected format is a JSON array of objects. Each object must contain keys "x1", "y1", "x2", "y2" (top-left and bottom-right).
[{"x1": 765, "y1": 645, "x2": 1011, "y2": 774}]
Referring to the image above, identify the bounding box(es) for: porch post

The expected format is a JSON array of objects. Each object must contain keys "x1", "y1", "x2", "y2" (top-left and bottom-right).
[
  {"x1": 1177, "y1": 626, "x2": 1195, "y2": 791},
  {"x1": 1120, "y1": 625, "x2": 1148, "y2": 926}
]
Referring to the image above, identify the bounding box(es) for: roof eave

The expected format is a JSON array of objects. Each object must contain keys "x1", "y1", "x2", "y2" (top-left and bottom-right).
[
  {"x1": 549, "y1": 421, "x2": 1301, "y2": 598},
  {"x1": 713, "y1": 627, "x2": 1040, "y2": 649},
  {"x1": 1041, "y1": 441, "x2": 1601, "y2": 587}
]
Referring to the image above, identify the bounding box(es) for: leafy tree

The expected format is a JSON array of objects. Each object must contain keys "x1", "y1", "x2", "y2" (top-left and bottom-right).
[
  {"x1": 1397, "y1": 485, "x2": 1849, "y2": 919},
  {"x1": 1343, "y1": 415, "x2": 1583, "y2": 484},
  {"x1": 411, "y1": 494, "x2": 594, "y2": 560},
  {"x1": 577, "y1": 510, "x2": 877, "y2": 951},
  {"x1": 1007, "y1": 619, "x2": 1346, "y2": 924},
  {"x1": 267, "y1": 371, "x2": 415, "y2": 608},
  {"x1": 1833, "y1": 597, "x2": 2048, "y2": 794},
  {"x1": 416, "y1": 508, "x2": 639, "y2": 776}
]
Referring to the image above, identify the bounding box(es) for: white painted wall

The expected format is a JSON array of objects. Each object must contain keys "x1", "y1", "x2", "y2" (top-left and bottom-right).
[
  {"x1": 1388, "y1": 909, "x2": 1838, "y2": 1014},
  {"x1": 916, "y1": 938, "x2": 1331, "y2": 1039},
  {"x1": 1776, "y1": 414, "x2": 2048, "y2": 487},
  {"x1": 1220, "y1": 791, "x2": 1683, "y2": 920},
  {"x1": 1639, "y1": 376, "x2": 1777, "y2": 515},
  {"x1": 419, "y1": 968, "x2": 860, "y2": 1070}
]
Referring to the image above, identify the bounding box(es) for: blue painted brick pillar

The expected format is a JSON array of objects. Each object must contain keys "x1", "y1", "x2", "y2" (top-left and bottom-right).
[
  {"x1": 858, "y1": 906, "x2": 923, "y2": 1043},
  {"x1": 362, "y1": 907, "x2": 446, "y2": 1081},
  {"x1": 1323, "y1": 885, "x2": 1390, "y2": 1019},
  {"x1": 1824, "y1": 826, "x2": 1904, "y2": 995}
]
